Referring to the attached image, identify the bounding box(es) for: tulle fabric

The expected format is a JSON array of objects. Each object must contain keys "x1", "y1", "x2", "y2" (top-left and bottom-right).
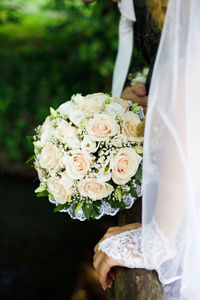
[
  {"x1": 142, "y1": 0, "x2": 200, "y2": 298},
  {"x1": 99, "y1": 0, "x2": 200, "y2": 298}
]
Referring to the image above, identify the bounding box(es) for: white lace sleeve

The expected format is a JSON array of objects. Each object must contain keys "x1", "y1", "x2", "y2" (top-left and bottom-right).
[{"x1": 98, "y1": 218, "x2": 176, "y2": 270}]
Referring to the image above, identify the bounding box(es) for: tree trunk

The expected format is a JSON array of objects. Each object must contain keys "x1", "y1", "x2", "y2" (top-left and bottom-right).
[{"x1": 108, "y1": 198, "x2": 165, "y2": 300}]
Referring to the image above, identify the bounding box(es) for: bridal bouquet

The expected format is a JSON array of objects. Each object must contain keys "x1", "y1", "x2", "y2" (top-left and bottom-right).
[{"x1": 32, "y1": 93, "x2": 144, "y2": 220}]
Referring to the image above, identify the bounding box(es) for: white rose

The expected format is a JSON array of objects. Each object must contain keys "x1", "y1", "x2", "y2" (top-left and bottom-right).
[
  {"x1": 69, "y1": 109, "x2": 87, "y2": 127},
  {"x1": 39, "y1": 144, "x2": 62, "y2": 172},
  {"x1": 57, "y1": 100, "x2": 85, "y2": 127},
  {"x1": 57, "y1": 100, "x2": 74, "y2": 116},
  {"x1": 78, "y1": 179, "x2": 114, "y2": 201},
  {"x1": 39, "y1": 117, "x2": 54, "y2": 144},
  {"x1": 105, "y1": 102, "x2": 126, "y2": 117},
  {"x1": 110, "y1": 97, "x2": 130, "y2": 110},
  {"x1": 55, "y1": 119, "x2": 80, "y2": 148},
  {"x1": 111, "y1": 148, "x2": 142, "y2": 185},
  {"x1": 81, "y1": 135, "x2": 98, "y2": 153},
  {"x1": 122, "y1": 111, "x2": 144, "y2": 142},
  {"x1": 86, "y1": 114, "x2": 120, "y2": 141},
  {"x1": 65, "y1": 150, "x2": 94, "y2": 179},
  {"x1": 111, "y1": 134, "x2": 128, "y2": 147},
  {"x1": 47, "y1": 176, "x2": 73, "y2": 204},
  {"x1": 77, "y1": 93, "x2": 106, "y2": 115},
  {"x1": 97, "y1": 166, "x2": 112, "y2": 183},
  {"x1": 71, "y1": 93, "x2": 85, "y2": 105}
]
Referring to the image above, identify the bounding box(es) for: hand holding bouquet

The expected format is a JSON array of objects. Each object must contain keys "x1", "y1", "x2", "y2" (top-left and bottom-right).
[{"x1": 32, "y1": 93, "x2": 144, "y2": 220}]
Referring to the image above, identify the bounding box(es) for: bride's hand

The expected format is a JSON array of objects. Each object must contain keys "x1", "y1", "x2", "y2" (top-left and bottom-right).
[
  {"x1": 93, "y1": 223, "x2": 141, "y2": 290},
  {"x1": 121, "y1": 83, "x2": 148, "y2": 114}
]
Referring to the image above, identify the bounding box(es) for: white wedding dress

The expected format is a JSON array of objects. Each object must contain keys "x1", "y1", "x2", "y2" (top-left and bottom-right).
[{"x1": 99, "y1": 0, "x2": 200, "y2": 299}]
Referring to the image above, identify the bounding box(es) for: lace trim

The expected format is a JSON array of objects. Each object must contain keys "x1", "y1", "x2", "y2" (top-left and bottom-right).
[{"x1": 98, "y1": 218, "x2": 176, "y2": 270}]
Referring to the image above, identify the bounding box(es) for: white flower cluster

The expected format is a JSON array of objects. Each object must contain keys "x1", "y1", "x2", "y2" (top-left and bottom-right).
[
  {"x1": 33, "y1": 93, "x2": 144, "y2": 217},
  {"x1": 129, "y1": 67, "x2": 150, "y2": 86}
]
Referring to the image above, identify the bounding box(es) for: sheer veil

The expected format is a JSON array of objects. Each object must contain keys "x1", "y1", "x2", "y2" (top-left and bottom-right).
[
  {"x1": 142, "y1": 0, "x2": 200, "y2": 298},
  {"x1": 99, "y1": 0, "x2": 200, "y2": 298}
]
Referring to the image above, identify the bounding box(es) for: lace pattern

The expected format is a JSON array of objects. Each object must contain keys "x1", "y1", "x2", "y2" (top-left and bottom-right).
[
  {"x1": 50, "y1": 187, "x2": 141, "y2": 221},
  {"x1": 98, "y1": 218, "x2": 176, "y2": 270}
]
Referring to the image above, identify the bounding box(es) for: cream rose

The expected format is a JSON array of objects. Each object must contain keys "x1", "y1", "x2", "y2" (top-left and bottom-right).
[
  {"x1": 55, "y1": 119, "x2": 80, "y2": 148},
  {"x1": 34, "y1": 158, "x2": 47, "y2": 182},
  {"x1": 72, "y1": 93, "x2": 106, "y2": 115},
  {"x1": 111, "y1": 148, "x2": 142, "y2": 185},
  {"x1": 86, "y1": 114, "x2": 120, "y2": 141},
  {"x1": 65, "y1": 150, "x2": 94, "y2": 179},
  {"x1": 39, "y1": 144, "x2": 61, "y2": 172},
  {"x1": 78, "y1": 93, "x2": 106, "y2": 115},
  {"x1": 78, "y1": 179, "x2": 114, "y2": 201},
  {"x1": 122, "y1": 111, "x2": 144, "y2": 142},
  {"x1": 47, "y1": 176, "x2": 73, "y2": 204}
]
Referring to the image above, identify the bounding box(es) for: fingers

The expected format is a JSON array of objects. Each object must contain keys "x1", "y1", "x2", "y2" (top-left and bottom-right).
[
  {"x1": 132, "y1": 83, "x2": 146, "y2": 97},
  {"x1": 93, "y1": 250, "x2": 118, "y2": 290},
  {"x1": 121, "y1": 87, "x2": 148, "y2": 106},
  {"x1": 93, "y1": 249, "x2": 105, "y2": 271},
  {"x1": 93, "y1": 250, "x2": 111, "y2": 290},
  {"x1": 99, "y1": 260, "x2": 112, "y2": 290}
]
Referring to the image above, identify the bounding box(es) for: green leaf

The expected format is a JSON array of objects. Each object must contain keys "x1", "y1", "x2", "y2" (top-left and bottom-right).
[
  {"x1": 132, "y1": 106, "x2": 142, "y2": 113},
  {"x1": 48, "y1": 193, "x2": 53, "y2": 201},
  {"x1": 130, "y1": 188, "x2": 138, "y2": 198},
  {"x1": 131, "y1": 103, "x2": 138, "y2": 108},
  {"x1": 117, "y1": 201, "x2": 126, "y2": 210},
  {"x1": 91, "y1": 200, "x2": 101, "y2": 219},
  {"x1": 116, "y1": 187, "x2": 122, "y2": 202},
  {"x1": 135, "y1": 165, "x2": 142, "y2": 181},
  {"x1": 71, "y1": 203, "x2": 78, "y2": 217},
  {"x1": 75, "y1": 202, "x2": 83, "y2": 214},
  {"x1": 36, "y1": 191, "x2": 48, "y2": 198},
  {"x1": 35, "y1": 185, "x2": 46, "y2": 193},
  {"x1": 53, "y1": 203, "x2": 71, "y2": 213},
  {"x1": 135, "y1": 179, "x2": 141, "y2": 186},
  {"x1": 105, "y1": 95, "x2": 110, "y2": 104},
  {"x1": 50, "y1": 107, "x2": 58, "y2": 119},
  {"x1": 82, "y1": 202, "x2": 93, "y2": 220},
  {"x1": 54, "y1": 204, "x2": 66, "y2": 213},
  {"x1": 26, "y1": 135, "x2": 33, "y2": 145},
  {"x1": 108, "y1": 198, "x2": 118, "y2": 209},
  {"x1": 26, "y1": 154, "x2": 36, "y2": 164}
]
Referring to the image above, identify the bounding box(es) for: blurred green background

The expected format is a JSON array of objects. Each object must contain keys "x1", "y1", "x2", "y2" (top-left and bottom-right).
[
  {"x1": 0, "y1": 1, "x2": 119, "y2": 299},
  {"x1": 0, "y1": 0, "x2": 118, "y2": 175}
]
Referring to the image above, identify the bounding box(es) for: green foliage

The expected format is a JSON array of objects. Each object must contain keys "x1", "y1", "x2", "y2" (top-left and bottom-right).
[{"x1": 0, "y1": 0, "x2": 118, "y2": 170}]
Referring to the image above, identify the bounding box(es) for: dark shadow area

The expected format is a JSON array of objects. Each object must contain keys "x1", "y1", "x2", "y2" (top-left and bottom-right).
[{"x1": 0, "y1": 175, "x2": 117, "y2": 299}]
